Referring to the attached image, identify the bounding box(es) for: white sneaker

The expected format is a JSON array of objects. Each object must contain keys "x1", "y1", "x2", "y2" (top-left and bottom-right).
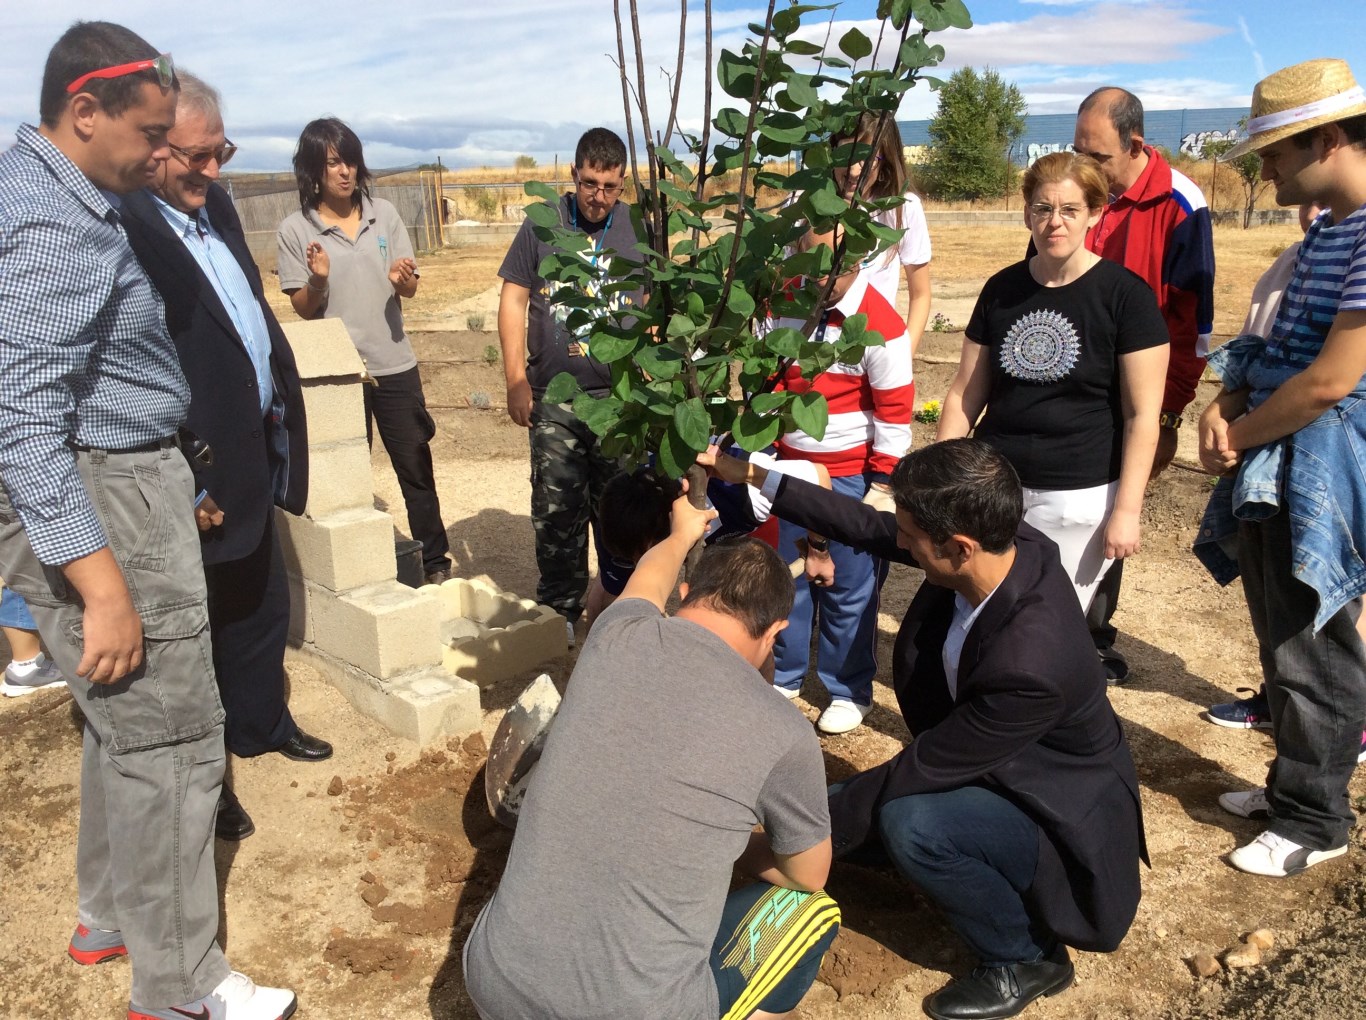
[
  {"x1": 772, "y1": 684, "x2": 801, "y2": 701},
  {"x1": 2, "y1": 653, "x2": 66, "y2": 697},
  {"x1": 1218, "y1": 787, "x2": 1270, "y2": 819},
  {"x1": 565, "y1": 618, "x2": 576, "y2": 648},
  {"x1": 817, "y1": 699, "x2": 872, "y2": 735},
  {"x1": 1227, "y1": 830, "x2": 1347, "y2": 877},
  {"x1": 129, "y1": 970, "x2": 296, "y2": 1020}
]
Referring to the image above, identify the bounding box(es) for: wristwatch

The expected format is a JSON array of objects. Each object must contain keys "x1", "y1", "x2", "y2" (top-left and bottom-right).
[
  {"x1": 1159, "y1": 411, "x2": 1183, "y2": 430},
  {"x1": 806, "y1": 536, "x2": 830, "y2": 553}
]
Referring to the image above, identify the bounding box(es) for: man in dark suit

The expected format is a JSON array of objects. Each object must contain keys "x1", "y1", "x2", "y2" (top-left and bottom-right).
[
  {"x1": 121, "y1": 72, "x2": 331, "y2": 841},
  {"x1": 704, "y1": 439, "x2": 1147, "y2": 1020}
]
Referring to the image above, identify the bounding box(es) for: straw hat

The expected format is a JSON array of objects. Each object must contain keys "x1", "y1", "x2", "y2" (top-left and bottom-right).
[{"x1": 1221, "y1": 58, "x2": 1366, "y2": 160}]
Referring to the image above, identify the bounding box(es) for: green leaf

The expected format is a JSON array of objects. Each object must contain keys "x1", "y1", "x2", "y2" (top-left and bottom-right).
[
  {"x1": 542, "y1": 371, "x2": 580, "y2": 405},
  {"x1": 587, "y1": 330, "x2": 639, "y2": 365},
  {"x1": 717, "y1": 50, "x2": 758, "y2": 100},
  {"x1": 658, "y1": 423, "x2": 698, "y2": 479},
  {"x1": 525, "y1": 202, "x2": 561, "y2": 229},
  {"x1": 913, "y1": 0, "x2": 972, "y2": 31},
  {"x1": 673, "y1": 397, "x2": 712, "y2": 452},
  {"x1": 733, "y1": 410, "x2": 782, "y2": 453},
  {"x1": 839, "y1": 27, "x2": 873, "y2": 60},
  {"x1": 791, "y1": 391, "x2": 828, "y2": 440},
  {"x1": 751, "y1": 392, "x2": 787, "y2": 415},
  {"x1": 727, "y1": 287, "x2": 757, "y2": 319},
  {"x1": 572, "y1": 392, "x2": 623, "y2": 438},
  {"x1": 763, "y1": 326, "x2": 805, "y2": 358},
  {"x1": 783, "y1": 39, "x2": 822, "y2": 56},
  {"x1": 523, "y1": 180, "x2": 559, "y2": 203},
  {"x1": 714, "y1": 107, "x2": 750, "y2": 139},
  {"x1": 807, "y1": 183, "x2": 849, "y2": 218},
  {"x1": 757, "y1": 116, "x2": 807, "y2": 145},
  {"x1": 637, "y1": 344, "x2": 684, "y2": 380},
  {"x1": 772, "y1": 7, "x2": 800, "y2": 37},
  {"x1": 887, "y1": 0, "x2": 915, "y2": 27},
  {"x1": 786, "y1": 73, "x2": 820, "y2": 107}
]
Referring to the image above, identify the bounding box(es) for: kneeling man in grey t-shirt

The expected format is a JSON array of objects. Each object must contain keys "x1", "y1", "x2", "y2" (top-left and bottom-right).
[{"x1": 463, "y1": 486, "x2": 839, "y2": 1020}]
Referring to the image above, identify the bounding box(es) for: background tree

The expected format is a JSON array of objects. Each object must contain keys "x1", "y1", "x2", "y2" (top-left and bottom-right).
[
  {"x1": 920, "y1": 66, "x2": 1025, "y2": 201},
  {"x1": 1206, "y1": 117, "x2": 1272, "y2": 229},
  {"x1": 526, "y1": 0, "x2": 974, "y2": 503}
]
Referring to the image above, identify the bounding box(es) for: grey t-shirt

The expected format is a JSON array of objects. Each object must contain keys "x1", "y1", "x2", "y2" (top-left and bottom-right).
[
  {"x1": 463, "y1": 598, "x2": 830, "y2": 1020},
  {"x1": 498, "y1": 193, "x2": 641, "y2": 398},
  {"x1": 276, "y1": 196, "x2": 417, "y2": 377}
]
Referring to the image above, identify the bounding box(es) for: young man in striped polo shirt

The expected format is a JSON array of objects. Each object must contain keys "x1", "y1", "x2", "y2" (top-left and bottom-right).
[{"x1": 1199, "y1": 58, "x2": 1366, "y2": 877}]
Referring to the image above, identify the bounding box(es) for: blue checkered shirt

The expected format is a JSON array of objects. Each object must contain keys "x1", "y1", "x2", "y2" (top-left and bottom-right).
[{"x1": 0, "y1": 125, "x2": 189, "y2": 565}]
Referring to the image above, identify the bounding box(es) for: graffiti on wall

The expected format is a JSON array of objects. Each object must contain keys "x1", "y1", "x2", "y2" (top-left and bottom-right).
[
  {"x1": 1026, "y1": 142, "x2": 1072, "y2": 165},
  {"x1": 1179, "y1": 129, "x2": 1239, "y2": 158}
]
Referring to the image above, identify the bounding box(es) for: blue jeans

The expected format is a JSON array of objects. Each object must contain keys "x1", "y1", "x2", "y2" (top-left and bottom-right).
[
  {"x1": 1239, "y1": 508, "x2": 1366, "y2": 850},
  {"x1": 0, "y1": 446, "x2": 229, "y2": 1007},
  {"x1": 879, "y1": 786, "x2": 1050, "y2": 966},
  {"x1": 774, "y1": 473, "x2": 880, "y2": 704}
]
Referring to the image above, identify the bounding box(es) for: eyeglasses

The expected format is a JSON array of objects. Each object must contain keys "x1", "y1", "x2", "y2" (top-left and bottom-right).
[
  {"x1": 66, "y1": 53, "x2": 174, "y2": 95},
  {"x1": 576, "y1": 178, "x2": 624, "y2": 198},
  {"x1": 1028, "y1": 203, "x2": 1087, "y2": 222},
  {"x1": 170, "y1": 140, "x2": 237, "y2": 171}
]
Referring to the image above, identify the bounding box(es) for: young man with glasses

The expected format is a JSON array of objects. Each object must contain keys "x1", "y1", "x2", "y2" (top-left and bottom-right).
[
  {"x1": 120, "y1": 72, "x2": 330, "y2": 846},
  {"x1": 498, "y1": 127, "x2": 641, "y2": 645},
  {"x1": 0, "y1": 22, "x2": 294, "y2": 1020}
]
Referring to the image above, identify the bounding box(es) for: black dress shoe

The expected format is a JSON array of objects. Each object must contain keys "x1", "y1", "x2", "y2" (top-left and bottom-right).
[
  {"x1": 925, "y1": 947, "x2": 1074, "y2": 1020},
  {"x1": 276, "y1": 729, "x2": 333, "y2": 762},
  {"x1": 215, "y1": 787, "x2": 255, "y2": 841}
]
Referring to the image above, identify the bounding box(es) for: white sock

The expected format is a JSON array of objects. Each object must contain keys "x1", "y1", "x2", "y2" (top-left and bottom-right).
[{"x1": 7, "y1": 653, "x2": 41, "y2": 677}]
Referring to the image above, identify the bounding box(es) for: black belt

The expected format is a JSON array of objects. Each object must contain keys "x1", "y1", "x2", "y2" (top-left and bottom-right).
[{"x1": 70, "y1": 427, "x2": 213, "y2": 468}]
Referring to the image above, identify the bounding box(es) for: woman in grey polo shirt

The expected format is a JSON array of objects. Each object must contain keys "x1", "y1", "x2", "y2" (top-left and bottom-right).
[{"x1": 277, "y1": 118, "x2": 451, "y2": 584}]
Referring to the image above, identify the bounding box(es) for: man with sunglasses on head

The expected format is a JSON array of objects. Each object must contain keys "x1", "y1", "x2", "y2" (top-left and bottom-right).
[
  {"x1": 120, "y1": 72, "x2": 329, "y2": 847},
  {"x1": 498, "y1": 127, "x2": 642, "y2": 646},
  {"x1": 0, "y1": 22, "x2": 294, "y2": 1020}
]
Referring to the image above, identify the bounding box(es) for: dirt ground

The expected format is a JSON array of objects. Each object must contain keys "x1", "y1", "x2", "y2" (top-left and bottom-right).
[{"x1": 5, "y1": 311, "x2": 1366, "y2": 1017}]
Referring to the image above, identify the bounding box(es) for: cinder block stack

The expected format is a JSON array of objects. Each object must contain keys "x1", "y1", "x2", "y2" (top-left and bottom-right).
[{"x1": 276, "y1": 318, "x2": 481, "y2": 745}]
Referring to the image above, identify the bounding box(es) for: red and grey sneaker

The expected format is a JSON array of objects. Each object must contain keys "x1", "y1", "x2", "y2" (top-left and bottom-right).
[
  {"x1": 68, "y1": 923, "x2": 127, "y2": 965},
  {"x1": 128, "y1": 971, "x2": 295, "y2": 1020}
]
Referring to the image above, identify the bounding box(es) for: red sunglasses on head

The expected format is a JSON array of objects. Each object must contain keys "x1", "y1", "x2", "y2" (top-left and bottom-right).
[{"x1": 66, "y1": 53, "x2": 174, "y2": 95}]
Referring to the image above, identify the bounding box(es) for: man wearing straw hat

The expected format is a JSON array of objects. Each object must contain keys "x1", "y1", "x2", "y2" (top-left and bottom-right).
[{"x1": 1198, "y1": 57, "x2": 1366, "y2": 877}]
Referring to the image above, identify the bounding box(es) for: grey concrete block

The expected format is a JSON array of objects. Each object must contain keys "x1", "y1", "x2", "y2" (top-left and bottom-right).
[
  {"x1": 304, "y1": 440, "x2": 375, "y2": 518},
  {"x1": 279, "y1": 318, "x2": 366, "y2": 380},
  {"x1": 300, "y1": 380, "x2": 366, "y2": 446},
  {"x1": 277, "y1": 507, "x2": 396, "y2": 592},
  {"x1": 430, "y1": 576, "x2": 567, "y2": 688},
  {"x1": 308, "y1": 580, "x2": 443, "y2": 680},
  {"x1": 285, "y1": 645, "x2": 482, "y2": 746}
]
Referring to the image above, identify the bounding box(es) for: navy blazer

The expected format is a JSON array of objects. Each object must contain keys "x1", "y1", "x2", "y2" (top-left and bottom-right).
[
  {"x1": 773, "y1": 476, "x2": 1148, "y2": 953},
  {"x1": 121, "y1": 184, "x2": 309, "y2": 566}
]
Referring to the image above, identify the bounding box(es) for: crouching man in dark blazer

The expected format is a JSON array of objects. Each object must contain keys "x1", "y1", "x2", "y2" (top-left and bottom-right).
[
  {"x1": 702, "y1": 438, "x2": 1147, "y2": 1020},
  {"x1": 122, "y1": 71, "x2": 331, "y2": 840}
]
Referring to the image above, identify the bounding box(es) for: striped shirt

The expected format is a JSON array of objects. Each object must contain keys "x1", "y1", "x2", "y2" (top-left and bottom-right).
[
  {"x1": 0, "y1": 125, "x2": 189, "y2": 565},
  {"x1": 151, "y1": 193, "x2": 274, "y2": 415},
  {"x1": 1259, "y1": 204, "x2": 1366, "y2": 376},
  {"x1": 774, "y1": 276, "x2": 914, "y2": 478}
]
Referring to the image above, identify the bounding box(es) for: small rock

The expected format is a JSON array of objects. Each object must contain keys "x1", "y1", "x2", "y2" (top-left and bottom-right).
[
  {"x1": 463, "y1": 732, "x2": 488, "y2": 757},
  {"x1": 1154, "y1": 927, "x2": 1168, "y2": 939},
  {"x1": 367, "y1": 849, "x2": 381, "y2": 862},
  {"x1": 1189, "y1": 953, "x2": 1221, "y2": 978},
  {"x1": 289, "y1": 780, "x2": 298, "y2": 789},
  {"x1": 339, "y1": 824, "x2": 349, "y2": 833},
  {"x1": 1223, "y1": 944, "x2": 1261, "y2": 969},
  {"x1": 359, "y1": 882, "x2": 388, "y2": 907},
  {"x1": 1246, "y1": 929, "x2": 1275, "y2": 950},
  {"x1": 386, "y1": 750, "x2": 398, "y2": 762},
  {"x1": 329, "y1": 926, "x2": 346, "y2": 940},
  {"x1": 360, "y1": 871, "x2": 376, "y2": 885},
  {"x1": 327, "y1": 776, "x2": 345, "y2": 796}
]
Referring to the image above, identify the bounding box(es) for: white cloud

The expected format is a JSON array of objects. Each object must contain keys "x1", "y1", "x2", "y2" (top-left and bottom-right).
[
  {"x1": 0, "y1": 0, "x2": 1239, "y2": 170},
  {"x1": 1236, "y1": 16, "x2": 1268, "y2": 81}
]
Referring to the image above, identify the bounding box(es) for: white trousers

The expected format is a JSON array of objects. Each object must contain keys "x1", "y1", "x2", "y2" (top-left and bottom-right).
[{"x1": 1021, "y1": 481, "x2": 1119, "y2": 614}]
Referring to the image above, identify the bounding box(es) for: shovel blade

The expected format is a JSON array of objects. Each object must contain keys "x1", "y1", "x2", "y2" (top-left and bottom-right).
[{"x1": 484, "y1": 673, "x2": 561, "y2": 829}]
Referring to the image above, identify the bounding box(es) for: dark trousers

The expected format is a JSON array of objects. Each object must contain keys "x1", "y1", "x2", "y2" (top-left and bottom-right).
[
  {"x1": 529, "y1": 400, "x2": 619, "y2": 621},
  {"x1": 1239, "y1": 508, "x2": 1366, "y2": 850},
  {"x1": 204, "y1": 510, "x2": 296, "y2": 756},
  {"x1": 1086, "y1": 559, "x2": 1125, "y2": 672},
  {"x1": 364, "y1": 365, "x2": 451, "y2": 574},
  {"x1": 879, "y1": 786, "x2": 1050, "y2": 966}
]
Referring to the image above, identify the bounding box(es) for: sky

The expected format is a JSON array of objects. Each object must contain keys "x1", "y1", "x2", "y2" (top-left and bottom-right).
[{"x1": 2, "y1": 0, "x2": 1363, "y2": 172}]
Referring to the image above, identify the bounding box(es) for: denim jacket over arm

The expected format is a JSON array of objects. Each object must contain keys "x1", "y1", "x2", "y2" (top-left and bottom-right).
[{"x1": 1194, "y1": 333, "x2": 1366, "y2": 632}]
